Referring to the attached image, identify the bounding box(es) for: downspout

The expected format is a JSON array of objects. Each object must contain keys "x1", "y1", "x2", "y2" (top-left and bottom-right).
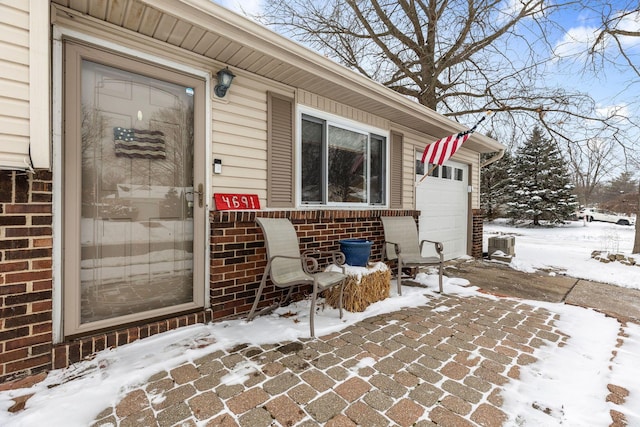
[{"x1": 480, "y1": 149, "x2": 505, "y2": 168}]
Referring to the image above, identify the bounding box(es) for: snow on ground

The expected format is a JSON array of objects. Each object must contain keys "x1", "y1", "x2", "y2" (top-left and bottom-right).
[
  {"x1": 485, "y1": 219, "x2": 640, "y2": 289},
  {"x1": 1, "y1": 220, "x2": 640, "y2": 426}
]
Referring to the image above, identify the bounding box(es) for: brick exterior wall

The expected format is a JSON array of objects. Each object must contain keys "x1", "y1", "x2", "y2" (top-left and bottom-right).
[
  {"x1": 209, "y1": 209, "x2": 418, "y2": 320},
  {"x1": 0, "y1": 171, "x2": 53, "y2": 383},
  {"x1": 472, "y1": 209, "x2": 484, "y2": 258}
]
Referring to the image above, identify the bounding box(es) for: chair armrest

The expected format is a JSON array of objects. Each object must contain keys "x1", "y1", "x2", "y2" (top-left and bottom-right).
[
  {"x1": 383, "y1": 240, "x2": 402, "y2": 255},
  {"x1": 419, "y1": 239, "x2": 444, "y2": 257},
  {"x1": 302, "y1": 250, "x2": 346, "y2": 273}
]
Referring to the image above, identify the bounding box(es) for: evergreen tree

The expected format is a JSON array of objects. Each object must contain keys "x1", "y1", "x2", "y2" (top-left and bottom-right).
[
  {"x1": 480, "y1": 150, "x2": 513, "y2": 220},
  {"x1": 505, "y1": 127, "x2": 578, "y2": 225}
]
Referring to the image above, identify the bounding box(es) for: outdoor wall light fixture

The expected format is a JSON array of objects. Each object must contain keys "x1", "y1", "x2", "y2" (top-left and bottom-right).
[{"x1": 214, "y1": 67, "x2": 235, "y2": 98}]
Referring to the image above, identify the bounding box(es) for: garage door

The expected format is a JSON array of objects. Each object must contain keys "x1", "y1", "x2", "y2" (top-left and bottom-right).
[{"x1": 415, "y1": 156, "x2": 469, "y2": 260}]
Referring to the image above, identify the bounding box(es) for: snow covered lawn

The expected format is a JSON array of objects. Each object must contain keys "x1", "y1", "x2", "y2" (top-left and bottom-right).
[{"x1": 484, "y1": 219, "x2": 640, "y2": 290}]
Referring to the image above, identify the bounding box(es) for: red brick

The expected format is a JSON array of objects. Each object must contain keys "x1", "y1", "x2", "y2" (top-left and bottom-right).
[
  {"x1": 4, "y1": 205, "x2": 51, "y2": 214},
  {"x1": 5, "y1": 227, "x2": 52, "y2": 238},
  {"x1": 5, "y1": 334, "x2": 52, "y2": 351},
  {"x1": 0, "y1": 262, "x2": 29, "y2": 273},
  {"x1": 6, "y1": 271, "x2": 52, "y2": 285},
  {"x1": 6, "y1": 354, "x2": 51, "y2": 373}
]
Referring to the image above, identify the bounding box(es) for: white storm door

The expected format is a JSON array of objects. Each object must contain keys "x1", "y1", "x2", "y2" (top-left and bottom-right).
[{"x1": 63, "y1": 42, "x2": 206, "y2": 336}]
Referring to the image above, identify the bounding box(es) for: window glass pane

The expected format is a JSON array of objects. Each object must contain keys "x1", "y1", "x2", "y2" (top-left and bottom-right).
[
  {"x1": 370, "y1": 134, "x2": 386, "y2": 204},
  {"x1": 415, "y1": 159, "x2": 424, "y2": 175},
  {"x1": 301, "y1": 116, "x2": 324, "y2": 203},
  {"x1": 442, "y1": 165, "x2": 452, "y2": 179},
  {"x1": 429, "y1": 163, "x2": 439, "y2": 177},
  {"x1": 455, "y1": 168, "x2": 464, "y2": 181},
  {"x1": 328, "y1": 125, "x2": 367, "y2": 203}
]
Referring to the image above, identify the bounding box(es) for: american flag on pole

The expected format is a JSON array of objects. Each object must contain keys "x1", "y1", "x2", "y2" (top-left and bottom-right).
[
  {"x1": 421, "y1": 114, "x2": 488, "y2": 166},
  {"x1": 113, "y1": 127, "x2": 166, "y2": 160}
]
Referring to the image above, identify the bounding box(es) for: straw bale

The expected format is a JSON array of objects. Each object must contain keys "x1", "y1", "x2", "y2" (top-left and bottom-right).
[{"x1": 324, "y1": 267, "x2": 391, "y2": 312}]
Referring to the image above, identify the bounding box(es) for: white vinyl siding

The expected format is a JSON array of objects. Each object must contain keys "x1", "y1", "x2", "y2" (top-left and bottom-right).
[
  {"x1": 211, "y1": 78, "x2": 295, "y2": 201},
  {"x1": 0, "y1": 1, "x2": 31, "y2": 169},
  {"x1": 298, "y1": 90, "x2": 389, "y2": 131}
]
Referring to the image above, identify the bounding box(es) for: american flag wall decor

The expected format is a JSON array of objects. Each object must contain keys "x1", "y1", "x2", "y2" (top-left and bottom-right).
[{"x1": 113, "y1": 127, "x2": 166, "y2": 160}]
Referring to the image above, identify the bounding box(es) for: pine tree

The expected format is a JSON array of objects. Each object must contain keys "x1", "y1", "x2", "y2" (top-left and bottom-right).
[
  {"x1": 481, "y1": 150, "x2": 513, "y2": 220},
  {"x1": 505, "y1": 126, "x2": 578, "y2": 225}
]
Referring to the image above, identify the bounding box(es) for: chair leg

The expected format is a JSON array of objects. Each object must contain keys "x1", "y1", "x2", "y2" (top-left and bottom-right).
[
  {"x1": 338, "y1": 282, "x2": 344, "y2": 319},
  {"x1": 397, "y1": 259, "x2": 403, "y2": 296},
  {"x1": 310, "y1": 280, "x2": 318, "y2": 338},
  {"x1": 247, "y1": 270, "x2": 269, "y2": 321},
  {"x1": 438, "y1": 262, "x2": 444, "y2": 293}
]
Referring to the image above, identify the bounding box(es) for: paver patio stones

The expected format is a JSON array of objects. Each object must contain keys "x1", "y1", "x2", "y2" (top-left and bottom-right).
[
  {"x1": 441, "y1": 394, "x2": 473, "y2": 416},
  {"x1": 408, "y1": 382, "x2": 443, "y2": 407},
  {"x1": 170, "y1": 363, "x2": 200, "y2": 384},
  {"x1": 470, "y1": 403, "x2": 508, "y2": 427},
  {"x1": 119, "y1": 408, "x2": 156, "y2": 427},
  {"x1": 362, "y1": 389, "x2": 394, "y2": 411},
  {"x1": 189, "y1": 391, "x2": 224, "y2": 420},
  {"x1": 115, "y1": 389, "x2": 149, "y2": 418},
  {"x1": 227, "y1": 387, "x2": 269, "y2": 415},
  {"x1": 305, "y1": 392, "x2": 347, "y2": 423},
  {"x1": 265, "y1": 395, "x2": 305, "y2": 426},
  {"x1": 386, "y1": 398, "x2": 425, "y2": 426},
  {"x1": 287, "y1": 383, "x2": 317, "y2": 404},
  {"x1": 442, "y1": 379, "x2": 483, "y2": 404},
  {"x1": 334, "y1": 377, "x2": 371, "y2": 402},
  {"x1": 156, "y1": 402, "x2": 192, "y2": 426},
  {"x1": 300, "y1": 369, "x2": 335, "y2": 392},
  {"x1": 238, "y1": 407, "x2": 272, "y2": 427},
  {"x1": 429, "y1": 406, "x2": 476, "y2": 427},
  {"x1": 263, "y1": 372, "x2": 300, "y2": 395},
  {"x1": 369, "y1": 374, "x2": 406, "y2": 398},
  {"x1": 344, "y1": 401, "x2": 389, "y2": 427},
  {"x1": 153, "y1": 384, "x2": 197, "y2": 411}
]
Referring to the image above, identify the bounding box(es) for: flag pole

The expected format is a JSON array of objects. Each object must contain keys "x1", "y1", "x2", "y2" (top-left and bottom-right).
[
  {"x1": 416, "y1": 164, "x2": 439, "y2": 186},
  {"x1": 416, "y1": 111, "x2": 493, "y2": 187}
]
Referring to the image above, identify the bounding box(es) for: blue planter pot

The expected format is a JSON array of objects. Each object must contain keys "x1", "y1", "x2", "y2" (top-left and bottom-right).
[{"x1": 339, "y1": 239, "x2": 373, "y2": 266}]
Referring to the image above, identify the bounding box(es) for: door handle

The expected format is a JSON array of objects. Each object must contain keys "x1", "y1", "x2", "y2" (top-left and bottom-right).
[{"x1": 195, "y1": 183, "x2": 204, "y2": 208}]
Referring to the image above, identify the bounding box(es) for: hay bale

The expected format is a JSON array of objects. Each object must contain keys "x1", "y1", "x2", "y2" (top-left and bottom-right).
[{"x1": 324, "y1": 265, "x2": 391, "y2": 312}]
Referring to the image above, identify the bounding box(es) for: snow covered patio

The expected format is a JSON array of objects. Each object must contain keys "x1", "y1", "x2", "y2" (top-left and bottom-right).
[{"x1": 1, "y1": 273, "x2": 639, "y2": 426}]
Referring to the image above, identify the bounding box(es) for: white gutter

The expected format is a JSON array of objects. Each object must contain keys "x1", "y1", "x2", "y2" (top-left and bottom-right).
[{"x1": 480, "y1": 149, "x2": 505, "y2": 168}]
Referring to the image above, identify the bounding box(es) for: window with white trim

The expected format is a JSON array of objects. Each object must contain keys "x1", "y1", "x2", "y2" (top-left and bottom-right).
[{"x1": 300, "y1": 112, "x2": 387, "y2": 205}]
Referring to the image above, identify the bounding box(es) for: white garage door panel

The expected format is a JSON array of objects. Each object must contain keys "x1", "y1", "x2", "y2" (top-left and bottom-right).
[{"x1": 415, "y1": 159, "x2": 468, "y2": 260}]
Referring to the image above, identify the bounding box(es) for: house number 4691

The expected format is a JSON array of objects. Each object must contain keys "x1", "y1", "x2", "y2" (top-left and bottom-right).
[{"x1": 214, "y1": 193, "x2": 261, "y2": 210}]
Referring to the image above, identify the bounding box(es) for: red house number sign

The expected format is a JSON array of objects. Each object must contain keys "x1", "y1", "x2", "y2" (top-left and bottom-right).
[{"x1": 214, "y1": 193, "x2": 261, "y2": 210}]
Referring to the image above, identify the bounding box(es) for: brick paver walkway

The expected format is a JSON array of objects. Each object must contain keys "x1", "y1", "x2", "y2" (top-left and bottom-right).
[{"x1": 91, "y1": 293, "x2": 567, "y2": 426}]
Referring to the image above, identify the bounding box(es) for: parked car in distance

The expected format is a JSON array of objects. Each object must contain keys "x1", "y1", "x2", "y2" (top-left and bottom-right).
[{"x1": 576, "y1": 207, "x2": 636, "y2": 225}]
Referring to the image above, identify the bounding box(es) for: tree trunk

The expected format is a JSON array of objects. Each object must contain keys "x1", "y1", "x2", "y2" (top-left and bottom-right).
[{"x1": 633, "y1": 180, "x2": 640, "y2": 254}]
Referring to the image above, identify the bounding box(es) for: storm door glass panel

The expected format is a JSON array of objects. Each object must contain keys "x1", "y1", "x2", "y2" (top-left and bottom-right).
[
  {"x1": 80, "y1": 60, "x2": 195, "y2": 324},
  {"x1": 328, "y1": 125, "x2": 367, "y2": 203}
]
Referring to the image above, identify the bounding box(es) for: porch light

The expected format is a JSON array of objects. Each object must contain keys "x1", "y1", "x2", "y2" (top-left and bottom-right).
[{"x1": 214, "y1": 67, "x2": 235, "y2": 98}]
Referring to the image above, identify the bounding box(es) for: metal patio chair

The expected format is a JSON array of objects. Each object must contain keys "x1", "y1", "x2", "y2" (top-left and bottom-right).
[
  {"x1": 380, "y1": 216, "x2": 444, "y2": 295},
  {"x1": 248, "y1": 217, "x2": 347, "y2": 337}
]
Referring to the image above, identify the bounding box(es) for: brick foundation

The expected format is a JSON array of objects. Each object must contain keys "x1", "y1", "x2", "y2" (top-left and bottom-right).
[
  {"x1": 0, "y1": 171, "x2": 53, "y2": 383},
  {"x1": 472, "y1": 209, "x2": 484, "y2": 258},
  {"x1": 209, "y1": 209, "x2": 418, "y2": 320}
]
